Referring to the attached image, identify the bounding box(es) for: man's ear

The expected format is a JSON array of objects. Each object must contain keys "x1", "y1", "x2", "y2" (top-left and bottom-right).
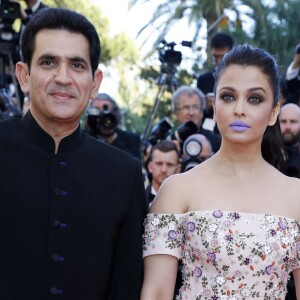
[
  {"x1": 90, "y1": 69, "x2": 103, "y2": 99},
  {"x1": 15, "y1": 62, "x2": 30, "y2": 95},
  {"x1": 268, "y1": 103, "x2": 280, "y2": 126},
  {"x1": 147, "y1": 161, "x2": 153, "y2": 174}
]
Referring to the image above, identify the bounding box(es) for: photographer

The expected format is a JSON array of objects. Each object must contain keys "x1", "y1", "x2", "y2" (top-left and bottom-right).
[
  {"x1": 85, "y1": 92, "x2": 141, "y2": 160},
  {"x1": 172, "y1": 85, "x2": 221, "y2": 153},
  {"x1": 20, "y1": 0, "x2": 48, "y2": 26},
  {"x1": 285, "y1": 42, "x2": 300, "y2": 104}
]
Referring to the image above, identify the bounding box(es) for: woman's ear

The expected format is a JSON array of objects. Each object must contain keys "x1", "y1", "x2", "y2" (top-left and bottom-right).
[
  {"x1": 15, "y1": 62, "x2": 30, "y2": 95},
  {"x1": 268, "y1": 103, "x2": 280, "y2": 126}
]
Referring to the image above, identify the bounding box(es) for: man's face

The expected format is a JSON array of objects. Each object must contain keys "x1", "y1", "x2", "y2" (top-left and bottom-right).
[
  {"x1": 174, "y1": 93, "x2": 203, "y2": 128},
  {"x1": 16, "y1": 29, "x2": 102, "y2": 127},
  {"x1": 148, "y1": 149, "x2": 178, "y2": 189},
  {"x1": 212, "y1": 47, "x2": 231, "y2": 66},
  {"x1": 279, "y1": 106, "x2": 300, "y2": 146}
]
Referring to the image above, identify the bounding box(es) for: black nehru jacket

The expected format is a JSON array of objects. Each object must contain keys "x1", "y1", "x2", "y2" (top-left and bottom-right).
[{"x1": 0, "y1": 111, "x2": 146, "y2": 300}]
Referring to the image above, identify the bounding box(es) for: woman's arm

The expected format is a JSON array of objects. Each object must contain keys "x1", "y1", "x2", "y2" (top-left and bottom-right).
[{"x1": 141, "y1": 254, "x2": 178, "y2": 300}]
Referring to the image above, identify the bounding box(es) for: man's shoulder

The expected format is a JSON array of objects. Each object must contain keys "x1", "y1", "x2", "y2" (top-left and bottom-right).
[
  {"x1": 198, "y1": 70, "x2": 214, "y2": 79},
  {"x1": 116, "y1": 128, "x2": 140, "y2": 140},
  {"x1": 197, "y1": 70, "x2": 215, "y2": 94},
  {"x1": 84, "y1": 132, "x2": 139, "y2": 163}
]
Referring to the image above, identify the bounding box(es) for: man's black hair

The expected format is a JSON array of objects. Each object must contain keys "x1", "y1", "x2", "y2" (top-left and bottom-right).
[
  {"x1": 211, "y1": 32, "x2": 234, "y2": 50},
  {"x1": 21, "y1": 7, "x2": 100, "y2": 74}
]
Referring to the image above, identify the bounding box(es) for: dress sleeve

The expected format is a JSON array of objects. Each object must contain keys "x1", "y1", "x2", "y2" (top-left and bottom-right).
[
  {"x1": 142, "y1": 213, "x2": 184, "y2": 259},
  {"x1": 291, "y1": 220, "x2": 300, "y2": 271}
]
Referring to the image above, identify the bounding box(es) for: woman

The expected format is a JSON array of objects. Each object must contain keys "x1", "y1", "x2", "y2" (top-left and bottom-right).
[{"x1": 141, "y1": 45, "x2": 300, "y2": 300}]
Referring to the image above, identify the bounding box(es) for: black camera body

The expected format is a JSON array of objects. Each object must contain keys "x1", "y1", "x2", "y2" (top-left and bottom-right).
[
  {"x1": 87, "y1": 105, "x2": 118, "y2": 134},
  {"x1": 158, "y1": 40, "x2": 192, "y2": 75},
  {"x1": 0, "y1": 0, "x2": 20, "y2": 46}
]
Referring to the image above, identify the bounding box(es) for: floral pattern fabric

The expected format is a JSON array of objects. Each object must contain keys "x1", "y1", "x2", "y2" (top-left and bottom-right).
[{"x1": 143, "y1": 210, "x2": 300, "y2": 299}]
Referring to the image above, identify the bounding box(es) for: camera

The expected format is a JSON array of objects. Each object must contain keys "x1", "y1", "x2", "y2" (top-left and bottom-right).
[
  {"x1": 0, "y1": 88, "x2": 22, "y2": 120},
  {"x1": 87, "y1": 104, "x2": 118, "y2": 134},
  {"x1": 169, "y1": 121, "x2": 198, "y2": 144},
  {"x1": 158, "y1": 40, "x2": 192, "y2": 75},
  {"x1": 148, "y1": 117, "x2": 174, "y2": 146},
  {"x1": 0, "y1": 0, "x2": 20, "y2": 47},
  {"x1": 181, "y1": 135, "x2": 204, "y2": 172}
]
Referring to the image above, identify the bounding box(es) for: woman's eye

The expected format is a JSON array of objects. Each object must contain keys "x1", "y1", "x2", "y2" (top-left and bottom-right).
[
  {"x1": 221, "y1": 94, "x2": 235, "y2": 102},
  {"x1": 249, "y1": 96, "x2": 262, "y2": 104}
]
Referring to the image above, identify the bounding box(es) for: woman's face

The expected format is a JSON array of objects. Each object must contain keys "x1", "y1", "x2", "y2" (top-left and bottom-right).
[{"x1": 213, "y1": 64, "x2": 279, "y2": 145}]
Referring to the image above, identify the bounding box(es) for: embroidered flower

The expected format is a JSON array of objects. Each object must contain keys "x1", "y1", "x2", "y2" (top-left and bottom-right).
[
  {"x1": 265, "y1": 265, "x2": 275, "y2": 275},
  {"x1": 240, "y1": 287, "x2": 251, "y2": 297},
  {"x1": 207, "y1": 251, "x2": 216, "y2": 261},
  {"x1": 264, "y1": 246, "x2": 272, "y2": 254},
  {"x1": 230, "y1": 212, "x2": 241, "y2": 220},
  {"x1": 271, "y1": 242, "x2": 280, "y2": 251},
  {"x1": 278, "y1": 221, "x2": 287, "y2": 230},
  {"x1": 215, "y1": 275, "x2": 226, "y2": 285},
  {"x1": 281, "y1": 236, "x2": 289, "y2": 245},
  {"x1": 269, "y1": 229, "x2": 277, "y2": 236},
  {"x1": 210, "y1": 238, "x2": 219, "y2": 247},
  {"x1": 223, "y1": 219, "x2": 232, "y2": 228},
  {"x1": 151, "y1": 217, "x2": 160, "y2": 226},
  {"x1": 213, "y1": 210, "x2": 223, "y2": 218},
  {"x1": 226, "y1": 234, "x2": 234, "y2": 242},
  {"x1": 187, "y1": 221, "x2": 195, "y2": 232},
  {"x1": 168, "y1": 230, "x2": 177, "y2": 240},
  {"x1": 208, "y1": 223, "x2": 218, "y2": 232},
  {"x1": 266, "y1": 215, "x2": 275, "y2": 223},
  {"x1": 194, "y1": 266, "x2": 202, "y2": 277}
]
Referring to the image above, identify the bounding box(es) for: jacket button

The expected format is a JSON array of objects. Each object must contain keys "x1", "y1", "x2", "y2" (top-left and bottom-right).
[
  {"x1": 52, "y1": 254, "x2": 65, "y2": 262},
  {"x1": 53, "y1": 220, "x2": 67, "y2": 229},
  {"x1": 49, "y1": 287, "x2": 63, "y2": 295}
]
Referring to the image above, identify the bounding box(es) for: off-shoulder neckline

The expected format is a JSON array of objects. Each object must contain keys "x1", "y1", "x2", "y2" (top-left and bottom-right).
[{"x1": 148, "y1": 210, "x2": 299, "y2": 222}]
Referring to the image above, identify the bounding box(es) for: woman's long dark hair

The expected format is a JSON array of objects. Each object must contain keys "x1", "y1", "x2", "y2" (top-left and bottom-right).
[{"x1": 214, "y1": 44, "x2": 286, "y2": 171}]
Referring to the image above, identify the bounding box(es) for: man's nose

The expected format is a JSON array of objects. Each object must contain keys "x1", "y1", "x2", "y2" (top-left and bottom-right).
[{"x1": 54, "y1": 65, "x2": 72, "y2": 84}]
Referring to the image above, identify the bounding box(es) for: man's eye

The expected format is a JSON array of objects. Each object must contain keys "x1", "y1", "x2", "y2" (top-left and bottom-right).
[
  {"x1": 41, "y1": 60, "x2": 54, "y2": 66},
  {"x1": 73, "y1": 63, "x2": 85, "y2": 70}
]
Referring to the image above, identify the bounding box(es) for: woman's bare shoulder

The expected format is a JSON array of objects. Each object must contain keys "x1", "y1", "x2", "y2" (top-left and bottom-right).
[
  {"x1": 149, "y1": 163, "x2": 214, "y2": 214},
  {"x1": 149, "y1": 172, "x2": 190, "y2": 214}
]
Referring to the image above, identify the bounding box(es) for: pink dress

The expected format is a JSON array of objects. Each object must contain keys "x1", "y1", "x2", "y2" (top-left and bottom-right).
[{"x1": 143, "y1": 210, "x2": 300, "y2": 299}]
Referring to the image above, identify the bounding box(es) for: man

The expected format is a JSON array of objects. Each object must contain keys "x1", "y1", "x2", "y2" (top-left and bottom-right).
[
  {"x1": 20, "y1": 0, "x2": 48, "y2": 25},
  {"x1": 85, "y1": 92, "x2": 141, "y2": 159},
  {"x1": 285, "y1": 43, "x2": 300, "y2": 104},
  {"x1": 172, "y1": 85, "x2": 221, "y2": 153},
  {"x1": 0, "y1": 8, "x2": 146, "y2": 300},
  {"x1": 197, "y1": 32, "x2": 234, "y2": 122},
  {"x1": 279, "y1": 103, "x2": 300, "y2": 178},
  {"x1": 145, "y1": 140, "x2": 179, "y2": 205}
]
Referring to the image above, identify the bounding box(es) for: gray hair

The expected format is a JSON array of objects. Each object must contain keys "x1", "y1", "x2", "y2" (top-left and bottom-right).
[
  {"x1": 88, "y1": 93, "x2": 122, "y2": 124},
  {"x1": 172, "y1": 86, "x2": 206, "y2": 112}
]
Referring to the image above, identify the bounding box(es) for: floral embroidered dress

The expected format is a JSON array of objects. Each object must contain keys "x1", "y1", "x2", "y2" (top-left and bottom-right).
[{"x1": 143, "y1": 210, "x2": 300, "y2": 299}]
